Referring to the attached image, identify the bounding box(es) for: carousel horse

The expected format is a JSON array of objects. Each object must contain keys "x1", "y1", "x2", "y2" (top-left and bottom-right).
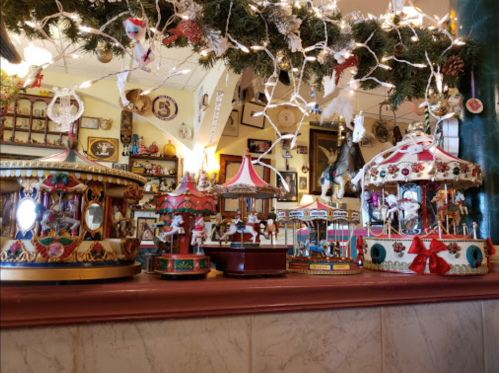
[
  {"x1": 297, "y1": 239, "x2": 310, "y2": 257},
  {"x1": 319, "y1": 240, "x2": 332, "y2": 257},
  {"x1": 191, "y1": 214, "x2": 207, "y2": 253},
  {"x1": 158, "y1": 214, "x2": 185, "y2": 243},
  {"x1": 263, "y1": 219, "x2": 279, "y2": 244},
  {"x1": 386, "y1": 194, "x2": 420, "y2": 223},
  {"x1": 210, "y1": 213, "x2": 230, "y2": 240},
  {"x1": 319, "y1": 133, "x2": 365, "y2": 202},
  {"x1": 36, "y1": 200, "x2": 80, "y2": 234},
  {"x1": 431, "y1": 194, "x2": 461, "y2": 226},
  {"x1": 219, "y1": 213, "x2": 259, "y2": 244},
  {"x1": 455, "y1": 191, "x2": 469, "y2": 215}
]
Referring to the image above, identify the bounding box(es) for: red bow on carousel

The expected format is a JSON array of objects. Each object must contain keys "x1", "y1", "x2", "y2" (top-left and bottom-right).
[
  {"x1": 355, "y1": 236, "x2": 364, "y2": 262},
  {"x1": 486, "y1": 238, "x2": 496, "y2": 271},
  {"x1": 408, "y1": 236, "x2": 450, "y2": 275}
]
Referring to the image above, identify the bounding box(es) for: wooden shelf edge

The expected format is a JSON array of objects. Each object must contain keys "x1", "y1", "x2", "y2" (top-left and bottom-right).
[
  {"x1": 1, "y1": 270, "x2": 498, "y2": 329},
  {"x1": 130, "y1": 154, "x2": 178, "y2": 161},
  {"x1": 0, "y1": 141, "x2": 65, "y2": 150}
]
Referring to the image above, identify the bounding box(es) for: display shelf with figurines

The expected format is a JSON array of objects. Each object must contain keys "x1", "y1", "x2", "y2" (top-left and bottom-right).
[{"x1": 0, "y1": 94, "x2": 80, "y2": 148}]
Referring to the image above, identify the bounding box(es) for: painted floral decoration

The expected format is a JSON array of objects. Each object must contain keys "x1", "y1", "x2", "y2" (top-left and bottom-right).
[
  {"x1": 411, "y1": 163, "x2": 425, "y2": 176},
  {"x1": 447, "y1": 242, "x2": 461, "y2": 258},
  {"x1": 393, "y1": 242, "x2": 405, "y2": 257},
  {"x1": 437, "y1": 162, "x2": 450, "y2": 175},
  {"x1": 388, "y1": 165, "x2": 400, "y2": 177},
  {"x1": 370, "y1": 169, "x2": 379, "y2": 179}
]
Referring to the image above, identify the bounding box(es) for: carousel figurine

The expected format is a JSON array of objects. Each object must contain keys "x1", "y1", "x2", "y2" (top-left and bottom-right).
[
  {"x1": 150, "y1": 172, "x2": 216, "y2": 279},
  {"x1": 357, "y1": 121, "x2": 493, "y2": 275},
  {"x1": 277, "y1": 200, "x2": 362, "y2": 275},
  {"x1": 0, "y1": 135, "x2": 145, "y2": 281},
  {"x1": 204, "y1": 149, "x2": 288, "y2": 278}
]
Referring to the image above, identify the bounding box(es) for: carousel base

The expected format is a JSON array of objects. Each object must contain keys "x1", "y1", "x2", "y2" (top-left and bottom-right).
[
  {"x1": 287, "y1": 256, "x2": 361, "y2": 275},
  {"x1": 203, "y1": 244, "x2": 289, "y2": 278},
  {"x1": 0, "y1": 262, "x2": 142, "y2": 282},
  {"x1": 155, "y1": 254, "x2": 210, "y2": 279}
]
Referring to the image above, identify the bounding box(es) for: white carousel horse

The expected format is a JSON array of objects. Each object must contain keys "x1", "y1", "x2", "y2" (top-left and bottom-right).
[
  {"x1": 386, "y1": 194, "x2": 420, "y2": 222},
  {"x1": 158, "y1": 215, "x2": 185, "y2": 243},
  {"x1": 319, "y1": 133, "x2": 365, "y2": 202},
  {"x1": 296, "y1": 239, "x2": 310, "y2": 257},
  {"x1": 219, "y1": 213, "x2": 259, "y2": 244},
  {"x1": 347, "y1": 111, "x2": 369, "y2": 144},
  {"x1": 38, "y1": 200, "x2": 80, "y2": 234},
  {"x1": 455, "y1": 191, "x2": 468, "y2": 215}
]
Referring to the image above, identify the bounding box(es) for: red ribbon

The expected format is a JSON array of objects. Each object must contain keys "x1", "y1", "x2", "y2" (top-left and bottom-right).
[
  {"x1": 408, "y1": 236, "x2": 450, "y2": 275},
  {"x1": 355, "y1": 236, "x2": 364, "y2": 262},
  {"x1": 486, "y1": 238, "x2": 496, "y2": 272}
]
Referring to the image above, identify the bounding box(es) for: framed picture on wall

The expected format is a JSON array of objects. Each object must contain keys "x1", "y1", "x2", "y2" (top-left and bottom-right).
[
  {"x1": 277, "y1": 171, "x2": 298, "y2": 202},
  {"x1": 222, "y1": 110, "x2": 239, "y2": 137},
  {"x1": 247, "y1": 139, "x2": 272, "y2": 154},
  {"x1": 299, "y1": 176, "x2": 307, "y2": 190},
  {"x1": 112, "y1": 163, "x2": 128, "y2": 171},
  {"x1": 81, "y1": 116, "x2": 100, "y2": 129},
  {"x1": 136, "y1": 217, "x2": 157, "y2": 241},
  {"x1": 88, "y1": 137, "x2": 119, "y2": 162},
  {"x1": 241, "y1": 102, "x2": 266, "y2": 129},
  {"x1": 309, "y1": 128, "x2": 338, "y2": 196}
]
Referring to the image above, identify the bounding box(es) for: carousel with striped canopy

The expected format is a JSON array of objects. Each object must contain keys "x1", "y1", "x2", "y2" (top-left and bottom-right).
[
  {"x1": 0, "y1": 140, "x2": 146, "y2": 281},
  {"x1": 359, "y1": 122, "x2": 495, "y2": 275},
  {"x1": 277, "y1": 200, "x2": 362, "y2": 275},
  {"x1": 203, "y1": 149, "x2": 289, "y2": 278}
]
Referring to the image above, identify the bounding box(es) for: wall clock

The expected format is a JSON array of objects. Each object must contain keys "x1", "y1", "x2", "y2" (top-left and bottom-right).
[
  {"x1": 152, "y1": 95, "x2": 178, "y2": 121},
  {"x1": 278, "y1": 109, "x2": 295, "y2": 127},
  {"x1": 178, "y1": 123, "x2": 192, "y2": 139}
]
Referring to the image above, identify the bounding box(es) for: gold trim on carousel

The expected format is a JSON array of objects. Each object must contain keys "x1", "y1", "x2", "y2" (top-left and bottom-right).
[
  {"x1": 154, "y1": 269, "x2": 211, "y2": 276},
  {"x1": 76, "y1": 241, "x2": 117, "y2": 262},
  {"x1": 120, "y1": 238, "x2": 141, "y2": 261},
  {"x1": 287, "y1": 268, "x2": 361, "y2": 275},
  {"x1": 362, "y1": 259, "x2": 489, "y2": 274},
  {"x1": 0, "y1": 262, "x2": 142, "y2": 281},
  {"x1": 0, "y1": 240, "x2": 36, "y2": 262},
  {"x1": 0, "y1": 160, "x2": 147, "y2": 186}
]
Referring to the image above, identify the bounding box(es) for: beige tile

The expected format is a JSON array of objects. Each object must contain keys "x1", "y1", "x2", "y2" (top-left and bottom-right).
[
  {"x1": 483, "y1": 300, "x2": 499, "y2": 372},
  {"x1": 78, "y1": 316, "x2": 251, "y2": 373},
  {"x1": 383, "y1": 302, "x2": 484, "y2": 373},
  {"x1": 253, "y1": 309, "x2": 382, "y2": 373},
  {"x1": 0, "y1": 326, "x2": 77, "y2": 373}
]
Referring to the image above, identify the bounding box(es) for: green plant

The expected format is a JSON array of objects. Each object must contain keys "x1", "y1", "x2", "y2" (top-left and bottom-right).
[{"x1": 0, "y1": 70, "x2": 25, "y2": 110}]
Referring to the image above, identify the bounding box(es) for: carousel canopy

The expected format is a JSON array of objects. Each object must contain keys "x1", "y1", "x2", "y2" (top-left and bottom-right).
[
  {"x1": 0, "y1": 148, "x2": 146, "y2": 186},
  {"x1": 213, "y1": 149, "x2": 281, "y2": 199},
  {"x1": 277, "y1": 201, "x2": 360, "y2": 223},
  {"x1": 157, "y1": 173, "x2": 216, "y2": 215},
  {"x1": 364, "y1": 130, "x2": 482, "y2": 190}
]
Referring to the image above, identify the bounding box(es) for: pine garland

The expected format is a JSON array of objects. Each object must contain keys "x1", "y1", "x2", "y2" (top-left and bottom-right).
[{"x1": 2, "y1": 0, "x2": 480, "y2": 108}]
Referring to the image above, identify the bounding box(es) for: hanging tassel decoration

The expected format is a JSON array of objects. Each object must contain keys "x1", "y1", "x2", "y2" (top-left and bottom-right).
[{"x1": 323, "y1": 71, "x2": 337, "y2": 98}]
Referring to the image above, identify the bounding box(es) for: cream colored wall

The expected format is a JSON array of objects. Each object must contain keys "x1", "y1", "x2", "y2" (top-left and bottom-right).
[{"x1": 216, "y1": 105, "x2": 409, "y2": 212}]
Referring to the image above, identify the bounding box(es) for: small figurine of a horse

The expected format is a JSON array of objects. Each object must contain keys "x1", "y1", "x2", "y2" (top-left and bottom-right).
[
  {"x1": 263, "y1": 219, "x2": 279, "y2": 244},
  {"x1": 431, "y1": 193, "x2": 461, "y2": 226},
  {"x1": 219, "y1": 213, "x2": 259, "y2": 244},
  {"x1": 36, "y1": 200, "x2": 80, "y2": 235}
]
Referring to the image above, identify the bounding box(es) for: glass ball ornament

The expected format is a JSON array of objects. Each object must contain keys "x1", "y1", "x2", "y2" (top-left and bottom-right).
[
  {"x1": 429, "y1": 97, "x2": 451, "y2": 117},
  {"x1": 401, "y1": 168, "x2": 410, "y2": 176},
  {"x1": 97, "y1": 48, "x2": 113, "y2": 64}
]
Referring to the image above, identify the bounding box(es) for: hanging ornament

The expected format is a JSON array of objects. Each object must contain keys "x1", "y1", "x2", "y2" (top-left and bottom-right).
[
  {"x1": 447, "y1": 88, "x2": 464, "y2": 116},
  {"x1": 209, "y1": 89, "x2": 225, "y2": 144},
  {"x1": 322, "y1": 71, "x2": 337, "y2": 98},
  {"x1": 320, "y1": 90, "x2": 353, "y2": 125},
  {"x1": 162, "y1": 20, "x2": 202, "y2": 45},
  {"x1": 276, "y1": 51, "x2": 290, "y2": 70},
  {"x1": 429, "y1": 96, "x2": 450, "y2": 117},
  {"x1": 116, "y1": 71, "x2": 132, "y2": 109},
  {"x1": 203, "y1": 28, "x2": 229, "y2": 57},
  {"x1": 96, "y1": 48, "x2": 113, "y2": 63},
  {"x1": 310, "y1": 86, "x2": 316, "y2": 98},
  {"x1": 465, "y1": 71, "x2": 483, "y2": 114},
  {"x1": 178, "y1": 123, "x2": 192, "y2": 140},
  {"x1": 278, "y1": 70, "x2": 291, "y2": 86},
  {"x1": 47, "y1": 86, "x2": 84, "y2": 133},
  {"x1": 442, "y1": 55, "x2": 464, "y2": 77},
  {"x1": 123, "y1": 18, "x2": 155, "y2": 66},
  {"x1": 265, "y1": 4, "x2": 302, "y2": 52},
  {"x1": 334, "y1": 55, "x2": 358, "y2": 85}
]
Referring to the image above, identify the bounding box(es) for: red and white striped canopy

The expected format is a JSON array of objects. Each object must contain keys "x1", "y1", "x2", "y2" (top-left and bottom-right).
[{"x1": 214, "y1": 149, "x2": 281, "y2": 199}]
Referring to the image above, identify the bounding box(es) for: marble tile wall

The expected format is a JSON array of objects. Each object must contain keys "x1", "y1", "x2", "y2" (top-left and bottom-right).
[{"x1": 1, "y1": 300, "x2": 498, "y2": 373}]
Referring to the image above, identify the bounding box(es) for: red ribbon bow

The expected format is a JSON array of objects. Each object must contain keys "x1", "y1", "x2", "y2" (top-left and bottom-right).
[
  {"x1": 486, "y1": 238, "x2": 496, "y2": 272},
  {"x1": 355, "y1": 236, "x2": 364, "y2": 262},
  {"x1": 408, "y1": 236, "x2": 450, "y2": 275}
]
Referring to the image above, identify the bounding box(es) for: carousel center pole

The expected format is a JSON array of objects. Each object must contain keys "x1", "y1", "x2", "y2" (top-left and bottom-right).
[{"x1": 179, "y1": 212, "x2": 190, "y2": 254}]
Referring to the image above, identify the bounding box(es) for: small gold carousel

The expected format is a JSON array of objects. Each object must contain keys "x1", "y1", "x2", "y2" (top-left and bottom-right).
[{"x1": 0, "y1": 138, "x2": 146, "y2": 281}]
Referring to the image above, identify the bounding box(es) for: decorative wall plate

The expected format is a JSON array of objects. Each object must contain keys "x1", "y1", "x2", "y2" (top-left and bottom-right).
[
  {"x1": 152, "y1": 95, "x2": 178, "y2": 121},
  {"x1": 178, "y1": 123, "x2": 192, "y2": 139},
  {"x1": 278, "y1": 109, "x2": 295, "y2": 127}
]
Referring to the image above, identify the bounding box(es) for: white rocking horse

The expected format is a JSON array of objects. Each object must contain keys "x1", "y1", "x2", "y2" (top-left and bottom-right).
[
  {"x1": 385, "y1": 194, "x2": 420, "y2": 222},
  {"x1": 219, "y1": 213, "x2": 259, "y2": 244},
  {"x1": 37, "y1": 200, "x2": 80, "y2": 235},
  {"x1": 191, "y1": 214, "x2": 207, "y2": 253}
]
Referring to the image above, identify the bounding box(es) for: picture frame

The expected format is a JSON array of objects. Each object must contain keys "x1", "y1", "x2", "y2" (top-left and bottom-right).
[
  {"x1": 299, "y1": 176, "x2": 307, "y2": 190},
  {"x1": 136, "y1": 217, "x2": 157, "y2": 241},
  {"x1": 88, "y1": 137, "x2": 119, "y2": 162},
  {"x1": 247, "y1": 139, "x2": 272, "y2": 154},
  {"x1": 112, "y1": 163, "x2": 128, "y2": 171},
  {"x1": 277, "y1": 171, "x2": 298, "y2": 202},
  {"x1": 222, "y1": 110, "x2": 239, "y2": 137},
  {"x1": 297, "y1": 145, "x2": 308, "y2": 154},
  {"x1": 309, "y1": 128, "x2": 338, "y2": 195},
  {"x1": 241, "y1": 102, "x2": 266, "y2": 129},
  {"x1": 81, "y1": 116, "x2": 100, "y2": 129}
]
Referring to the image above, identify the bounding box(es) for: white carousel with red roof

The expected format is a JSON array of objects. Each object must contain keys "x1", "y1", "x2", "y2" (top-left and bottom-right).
[{"x1": 357, "y1": 122, "x2": 495, "y2": 275}]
